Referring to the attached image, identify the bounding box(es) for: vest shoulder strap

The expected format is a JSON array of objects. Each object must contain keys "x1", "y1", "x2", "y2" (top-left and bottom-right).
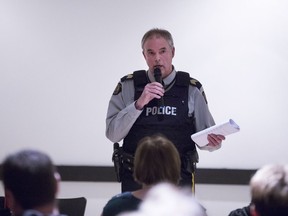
[
  {"x1": 175, "y1": 71, "x2": 190, "y2": 87},
  {"x1": 177, "y1": 71, "x2": 207, "y2": 104},
  {"x1": 133, "y1": 70, "x2": 148, "y2": 87},
  {"x1": 177, "y1": 71, "x2": 203, "y2": 91},
  {"x1": 132, "y1": 70, "x2": 148, "y2": 100}
]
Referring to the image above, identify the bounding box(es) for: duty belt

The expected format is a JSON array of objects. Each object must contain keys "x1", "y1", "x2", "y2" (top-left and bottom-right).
[{"x1": 112, "y1": 143, "x2": 134, "y2": 182}]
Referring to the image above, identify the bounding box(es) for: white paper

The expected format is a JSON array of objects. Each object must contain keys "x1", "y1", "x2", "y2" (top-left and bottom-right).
[{"x1": 191, "y1": 119, "x2": 240, "y2": 147}]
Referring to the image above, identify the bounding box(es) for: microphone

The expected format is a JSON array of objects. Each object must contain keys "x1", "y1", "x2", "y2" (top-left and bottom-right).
[{"x1": 153, "y1": 67, "x2": 164, "y2": 108}]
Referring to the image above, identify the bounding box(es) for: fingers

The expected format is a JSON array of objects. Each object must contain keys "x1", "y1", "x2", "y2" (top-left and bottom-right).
[
  {"x1": 207, "y1": 134, "x2": 225, "y2": 147},
  {"x1": 145, "y1": 82, "x2": 164, "y2": 98},
  {"x1": 142, "y1": 82, "x2": 164, "y2": 100},
  {"x1": 136, "y1": 82, "x2": 164, "y2": 109}
]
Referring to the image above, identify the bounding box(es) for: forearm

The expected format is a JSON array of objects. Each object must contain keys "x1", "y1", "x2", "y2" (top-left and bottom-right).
[{"x1": 190, "y1": 87, "x2": 221, "y2": 152}]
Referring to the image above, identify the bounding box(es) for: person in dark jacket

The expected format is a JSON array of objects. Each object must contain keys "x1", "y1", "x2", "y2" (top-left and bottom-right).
[
  {"x1": 1, "y1": 149, "x2": 66, "y2": 216},
  {"x1": 229, "y1": 164, "x2": 288, "y2": 216}
]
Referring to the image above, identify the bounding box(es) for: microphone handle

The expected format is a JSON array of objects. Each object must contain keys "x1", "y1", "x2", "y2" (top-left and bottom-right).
[
  {"x1": 158, "y1": 93, "x2": 164, "y2": 108},
  {"x1": 153, "y1": 68, "x2": 164, "y2": 108}
]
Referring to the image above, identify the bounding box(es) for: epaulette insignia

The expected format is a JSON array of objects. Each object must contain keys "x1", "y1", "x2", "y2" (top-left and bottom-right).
[
  {"x1": 190, "y1": 79, "x2": 199, "y2": 87},
  {"x1": 121, "y1": 74, "x2": 134, "y2": 82},
  {"x1": 127, "y1": 74, "x2": 133, "y2": 79},
  {"x1": 113, "y1": 83, "x2": 122, "y2": 95}
]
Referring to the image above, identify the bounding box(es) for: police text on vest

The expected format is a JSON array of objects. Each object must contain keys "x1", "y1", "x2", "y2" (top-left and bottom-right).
[{"x1": 146, "y1": 106, "x2": 177, "y2": 116}]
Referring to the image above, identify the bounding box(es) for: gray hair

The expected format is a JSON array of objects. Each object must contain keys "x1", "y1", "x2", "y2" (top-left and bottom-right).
[
  {"x1": 250, "y1": 164, "x2": 288, "y2": 216},
  {"x1": 141, "y1": 28, "x2": 174, "y2": 50}
]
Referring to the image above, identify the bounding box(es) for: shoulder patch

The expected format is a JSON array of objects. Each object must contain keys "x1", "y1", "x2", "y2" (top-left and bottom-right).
[
  {"x1": 113, "y1": 82, "x2": 122, "y2": 95},
  {"x1": 120, "y1": 74, "x2": 134, "y2": 82}
]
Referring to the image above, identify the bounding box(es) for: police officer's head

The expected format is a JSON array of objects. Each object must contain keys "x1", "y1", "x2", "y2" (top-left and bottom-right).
[{"x1": 141, "y1": 28, "x2": 175, "y2": 79}]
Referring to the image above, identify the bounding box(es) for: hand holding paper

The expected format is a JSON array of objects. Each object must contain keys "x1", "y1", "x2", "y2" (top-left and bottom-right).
[{"x1": 191, "y1": 119, "x2": 240, "y2": 147}]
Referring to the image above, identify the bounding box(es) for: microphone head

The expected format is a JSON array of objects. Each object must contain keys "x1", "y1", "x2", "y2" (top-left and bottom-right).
[
  {"x1": 114, "y1": 142, "x2": 119, "y2": 150},
  {"x1": 153, "y1": 67, "x2": 162, "y2": 83}
]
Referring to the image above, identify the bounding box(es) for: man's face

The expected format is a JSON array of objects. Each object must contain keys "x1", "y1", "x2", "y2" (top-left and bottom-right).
[{"x1": 142, "y1": 35, "x2": 175, "y2": 78}]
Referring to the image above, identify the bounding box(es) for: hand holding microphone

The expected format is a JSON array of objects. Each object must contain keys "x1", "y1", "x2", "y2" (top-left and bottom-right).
[{"x1": 135, "y1": 68, "x2": 164, "y2": 110}]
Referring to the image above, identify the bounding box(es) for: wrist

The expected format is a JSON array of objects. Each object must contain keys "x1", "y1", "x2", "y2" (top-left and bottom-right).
[{"x1": 134, "y1": 100, "x2": 143, "y2": 110}]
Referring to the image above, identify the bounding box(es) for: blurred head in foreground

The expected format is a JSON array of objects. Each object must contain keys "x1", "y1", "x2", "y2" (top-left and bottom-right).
[
  {"x1": 250, "y1": 164, "x2": 288, "y2": 216},
  {"x1": 119, "y1": 182, "x2": 207, "y2": 216},
  {"x1": 1, "y1": 149, "x2": 60, "y2": 216}
]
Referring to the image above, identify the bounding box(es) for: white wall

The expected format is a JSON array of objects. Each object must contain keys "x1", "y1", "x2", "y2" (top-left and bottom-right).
[{"x1": 1, "y1": 0, "x2": 288, "y2": 169}]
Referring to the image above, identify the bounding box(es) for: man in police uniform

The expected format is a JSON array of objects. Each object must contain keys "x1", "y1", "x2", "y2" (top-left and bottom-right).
[{"x1": 106, "y1": 28, "x2": 225, "y2": 192}]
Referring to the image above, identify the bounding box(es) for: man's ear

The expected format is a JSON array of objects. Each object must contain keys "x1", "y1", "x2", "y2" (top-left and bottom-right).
[
  {"x1": 54, "y1": 172, "x2": 61, "y2": 195},
  {"x1": 250, "y1": 204, "x2": 260, "y2": 216}
]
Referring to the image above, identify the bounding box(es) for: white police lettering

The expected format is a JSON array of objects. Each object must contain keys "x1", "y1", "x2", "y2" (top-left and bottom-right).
[{"x1": 146, "y1": 106, "x2": 177, "y2": 116}]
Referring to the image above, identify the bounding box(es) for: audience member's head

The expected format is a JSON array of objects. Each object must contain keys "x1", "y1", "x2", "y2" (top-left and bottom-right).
[
  {"x1": 119, "y1": 182, "x2": 206, "y2": 216},
  {"x1": 1, "y1": 149, "x2": 61, "y2": 216},
  {"x1": 249, "y1": 164, "x2": 288, "y2": 216},
  {"x1": 133, "y1": 134, "x2": 181, "y2": 186},
  {"x1": 101, "y1": 134, "x2": 182, "y2": 216}
]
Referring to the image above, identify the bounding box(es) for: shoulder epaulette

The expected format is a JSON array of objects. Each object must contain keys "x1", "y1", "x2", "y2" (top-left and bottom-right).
[
  {"x1": 113, "y1": 73, "x2": 134, "y2": 95},
  {"x1": 189, "y1": 78, "x2": 203, "y2": 90},
  {"x1": 120, "y1": 74, "x2": 134, "y2": 82}
]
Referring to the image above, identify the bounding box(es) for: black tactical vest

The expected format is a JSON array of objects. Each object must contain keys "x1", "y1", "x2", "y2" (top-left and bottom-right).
[{"x1": 123, "y1": 70, "x2": 196, "y2": 156}]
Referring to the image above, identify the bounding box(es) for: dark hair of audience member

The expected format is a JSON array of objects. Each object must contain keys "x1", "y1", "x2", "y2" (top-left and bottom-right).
[{"x1": 1, "y1": 149, "x2": 58, "y2": 209}]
